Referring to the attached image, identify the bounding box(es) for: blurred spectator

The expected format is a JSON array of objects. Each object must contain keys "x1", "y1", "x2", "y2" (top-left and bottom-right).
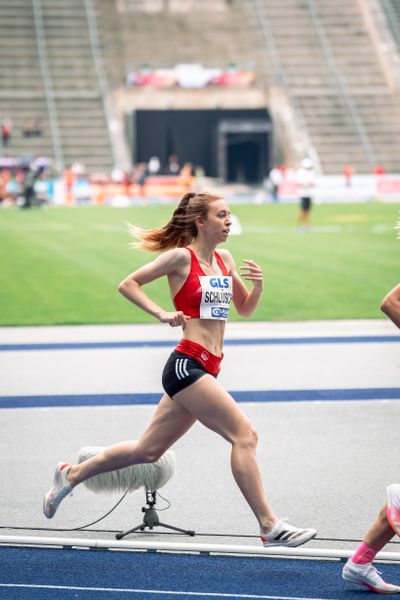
[
  {"x1": 73, "y1": 173, "x2": 91, "y2": 205},
  {"x1": 179, "y1": 162, "x2": 194, "y2": 191},
  {"x1": 5, "y1": 173, "x2": 22, "y2": 204},
  {"x1": 148, "y1": 156, "x2": 161, "y2": 175},
  {"x1": 180, "y1": 162, "x2": 193, "y2": 177},
  {"x1": 132, "y1": 162, "x2": 147, "y2": 196},
  {"x1": 22, "y1": 120, "x2": 34, "y2": 137},
  {"x1": 21, "y1": 165, "x2": 44, "y2": 208},
  {"x1": 0, "y1": 171, "x2": 6, "y2": 202},
  {"x1": 34, "y1": 120, "x2": 43, "y2": 136},
  {"x1": 1, "y1": 168, "x2": 10, "y2": 189},
  {"x1": 268, "y1": 164, "x2": 284, "y2": 202},
  {"x1": 111, "y1": 166, "x2": 125, "y2": 183},
  {"x1": 16, "y1": 169, "x2": 25, "y2": 187},
  {"x1": 34, "y1": 169, "x2": 51, "y2": 203},
  {"x1": 373, "y1": 165, "x2": 385, "y2": 175},
  {"x1": 63, "y1": 166, "x2": 76, "y2": 204},
  {"x1": 111, "y1": 166, "x2": 131, "y2": 198},
  {"x1": 22, "y1": 119, "x2": 43, "y2": 138},
  {"x1": 343, "y1": 164, "x2": 353, "y2": 187},
  {"x1": 122, "y1": 169, "x2": 131, "y2": 196},
  {"x1": 166, "y1": 153, "x2": 180, "y2": 175},
  {"x1": 71, "y1": 162, "x2": 86, "y2": 176},
  {"x1": 1, "y1": 118, "x2": 12, "y2": 147},
  {"x1": 296, "y1": 158, "x2": 316, "y2": 231}
]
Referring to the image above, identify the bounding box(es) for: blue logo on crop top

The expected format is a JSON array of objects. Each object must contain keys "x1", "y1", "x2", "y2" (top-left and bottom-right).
[
  {"x1": 210, "y1": 277, "x2": 230, "y2": 288},
  {"x1": 211, "y1": 306, "x2": 229, "y2": 319}
]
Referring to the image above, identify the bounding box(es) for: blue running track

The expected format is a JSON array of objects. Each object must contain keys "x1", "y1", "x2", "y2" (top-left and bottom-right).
[{"x1": 1, "y1": 546, "x2": 399, "y2": 599}]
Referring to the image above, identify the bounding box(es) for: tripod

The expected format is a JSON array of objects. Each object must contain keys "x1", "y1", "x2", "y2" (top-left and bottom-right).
[{"x1": 115, "y1": 490, "x2": 195, "y2": 540}]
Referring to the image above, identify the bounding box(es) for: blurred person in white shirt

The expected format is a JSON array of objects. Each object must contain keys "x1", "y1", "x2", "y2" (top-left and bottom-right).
[{"x1": 296, "y1": 158, "x2": 316, "y2": 231}]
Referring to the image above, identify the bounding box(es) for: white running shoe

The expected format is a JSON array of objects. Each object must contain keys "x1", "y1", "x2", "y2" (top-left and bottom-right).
[
  {"x1": 342, "y1": 559, "x2": 400, "y2": 594},
  {"x1": 261, "y1": 520, "x2": 317, "y2": 548},
  {"x1": 43, "y1": 462, "x2": 73, "y2": 519},
  {"x1": 387, "y1": 484, "x2": 400, "y2": 537}
]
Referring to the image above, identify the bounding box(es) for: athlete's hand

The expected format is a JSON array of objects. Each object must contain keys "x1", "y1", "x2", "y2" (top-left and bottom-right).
[
  {"x1": 158, "y1": 310, "x2": 191, "y2": 328},
  {"x1": 239, "y1": 260, "x2": 264, "y2": 291}
]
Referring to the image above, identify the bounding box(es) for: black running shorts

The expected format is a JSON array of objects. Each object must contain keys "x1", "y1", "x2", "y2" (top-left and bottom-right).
[{"x1": 162, "y1": 351, "x2": 217, "y2": 398}]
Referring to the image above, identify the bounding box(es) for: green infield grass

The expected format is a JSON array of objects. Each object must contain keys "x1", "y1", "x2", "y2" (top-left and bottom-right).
[{"x1": 0, "y1": 201, "x2": 398, "y2": 326}]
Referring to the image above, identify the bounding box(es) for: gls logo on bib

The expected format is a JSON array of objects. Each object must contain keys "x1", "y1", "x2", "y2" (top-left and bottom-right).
[
  {"x1": 209, "y1": 277, "x2": 230, "y2": 289},
  {"x1": 198, "y1": 276, "x2": 233, "y2": 321}
]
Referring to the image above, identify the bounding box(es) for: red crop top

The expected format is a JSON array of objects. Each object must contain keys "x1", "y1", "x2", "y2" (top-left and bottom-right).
[{"x1": 173, "y1": 247, "x2": 233, "y2": 321}]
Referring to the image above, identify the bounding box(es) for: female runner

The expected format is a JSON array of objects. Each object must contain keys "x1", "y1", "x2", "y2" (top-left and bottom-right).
[
  {"x1": 342, "y1": 281, "x2": 400, "y2": 593},
  {"x1": 43, "y1": 191, "x2": 317, "y2": 548}
]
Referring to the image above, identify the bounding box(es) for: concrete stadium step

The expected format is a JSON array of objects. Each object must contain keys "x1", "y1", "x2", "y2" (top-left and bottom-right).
[
  {"x1": 241, "y1": 0, "x2": 400, "y2": 172},
  {"x1": 3, "y1": 0, "x2": 397, "y2": 175},
  {"x1": 0, "y1": 0, "x2": 114, "y2": 173}
]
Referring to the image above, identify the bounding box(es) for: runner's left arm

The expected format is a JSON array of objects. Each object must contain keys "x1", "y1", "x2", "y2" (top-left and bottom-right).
[{"x1": 219, "y1": 249, "x2": 264, "y2": 317}]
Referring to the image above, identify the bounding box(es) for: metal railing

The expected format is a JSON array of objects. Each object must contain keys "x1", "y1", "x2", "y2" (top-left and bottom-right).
[
  {"x1": 251, "y1": 0, "x2": 321, "y2": 171},
  {"x1": 2, "y1": 534, "x2": 400, "y2": 562},
  {"x1": 84, "y1": 0, "x2": 118, "y2": 167},
  {"x1": 381, "y1": 0, "x2": 400, "y2": 50},
  {"x1": 31, "y1": 0, "x2": 64, "y2": 170},
  {"x1": 305, "y1": 0, "x2": 376, "y2": 168}
]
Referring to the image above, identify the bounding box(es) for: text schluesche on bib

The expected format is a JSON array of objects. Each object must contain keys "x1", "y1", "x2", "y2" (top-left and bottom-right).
[{"x1": 198, "y1": 275, "x2": 233, "y2": 320}]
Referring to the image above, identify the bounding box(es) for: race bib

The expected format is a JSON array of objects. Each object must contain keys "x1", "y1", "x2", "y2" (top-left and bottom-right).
[{"x1": 198, "y1": 276, "x2": 233, "y2": 320}]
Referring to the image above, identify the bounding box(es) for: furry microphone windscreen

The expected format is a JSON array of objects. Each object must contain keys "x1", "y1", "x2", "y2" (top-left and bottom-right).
[{"x1": 77, "y1": 446, "x2": 176, "y2": 494}]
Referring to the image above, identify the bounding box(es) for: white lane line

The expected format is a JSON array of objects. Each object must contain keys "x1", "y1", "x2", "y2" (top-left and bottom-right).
[{"x1": 0, "y1": 584, "x2": 332, "y2": 599}]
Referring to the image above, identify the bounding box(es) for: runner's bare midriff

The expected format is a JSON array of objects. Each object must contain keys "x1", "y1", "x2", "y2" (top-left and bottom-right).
[{"x1": 182, "y1": 318, "x2": 225, "y2": 357}]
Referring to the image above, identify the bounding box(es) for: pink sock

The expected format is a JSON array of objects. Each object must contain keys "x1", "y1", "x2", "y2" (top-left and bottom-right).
[{"x1": 351, "y1": 542, "x2": 378, "y2": 565}]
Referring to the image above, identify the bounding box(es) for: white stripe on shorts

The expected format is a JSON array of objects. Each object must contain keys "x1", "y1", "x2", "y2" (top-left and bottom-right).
[
  {"x1": 175, "y1": 359, "x2": 182, "y2": 380},
  {"x1": 182, "y1": 358, "x2": 189, "y2": 377},
  {"x1": 175, "y1": 358, "x2": 189, "y2": 380},
  {"x1": 179, "y1": 358, "x2": 187, "y2": 379}
]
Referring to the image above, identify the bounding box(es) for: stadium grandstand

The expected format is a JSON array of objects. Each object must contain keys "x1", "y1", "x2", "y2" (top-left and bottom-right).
[{"x1": 1, "y1": 0, "x2": 400, "y2": 203}]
